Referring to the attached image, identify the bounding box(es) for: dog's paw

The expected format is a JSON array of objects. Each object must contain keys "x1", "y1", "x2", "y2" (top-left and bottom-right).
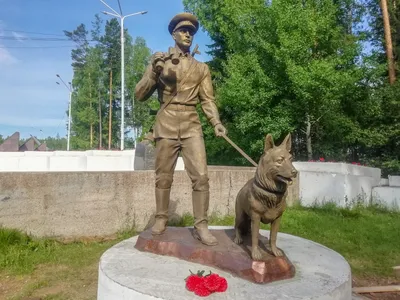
[
  {"x1": 234, "y1": 235, "x2": 243, "y2": 245},
  {"x1": 251, "y1": 247, "x2": 263, "y2": 261}
]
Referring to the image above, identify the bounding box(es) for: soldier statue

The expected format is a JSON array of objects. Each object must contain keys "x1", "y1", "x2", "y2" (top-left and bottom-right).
[{"x1": 135, "y1": 12, "x2": 227, "y2": 246}]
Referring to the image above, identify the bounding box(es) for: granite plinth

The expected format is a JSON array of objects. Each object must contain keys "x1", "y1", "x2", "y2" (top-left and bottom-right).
[{"x1": 134, "y1": 227, "x2": 295, "y2": 284}]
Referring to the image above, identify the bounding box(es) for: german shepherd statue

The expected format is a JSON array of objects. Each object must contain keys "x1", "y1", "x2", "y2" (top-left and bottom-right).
[{"x1": 234, "y1": 133, "x2": 298, "y2": 260}]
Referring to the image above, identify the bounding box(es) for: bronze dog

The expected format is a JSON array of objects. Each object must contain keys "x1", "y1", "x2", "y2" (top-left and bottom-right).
[{"x1": 234, "y1": 133, "x2": 297, "y2": 260}]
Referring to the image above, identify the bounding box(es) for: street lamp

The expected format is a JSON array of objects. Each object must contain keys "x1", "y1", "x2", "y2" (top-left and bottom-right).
[
  {"x1": 100, "y1": 0, "x2": 148, "y2": 150},
  {"x1": 56, "y1": 74, "x2": 72, "y2": 151}
]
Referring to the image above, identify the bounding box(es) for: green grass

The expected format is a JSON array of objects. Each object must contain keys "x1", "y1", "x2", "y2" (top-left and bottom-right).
[
  {"x1": 0, "y1": 228, "x2": 133, "y2": 275},
  {"x1": 280, "y1": 203, "x2": 400, "y2": 278},
  {"x1": 170, "y1": 202, "x2": 400, "y2": 279}
]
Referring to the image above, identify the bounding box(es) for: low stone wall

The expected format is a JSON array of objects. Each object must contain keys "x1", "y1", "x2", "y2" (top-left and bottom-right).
[{"x1": 0, "y1": 167, "x2": 299, "y2": 238}]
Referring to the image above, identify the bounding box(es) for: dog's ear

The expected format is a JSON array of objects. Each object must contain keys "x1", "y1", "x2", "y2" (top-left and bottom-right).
[
  {"x1": 281, "y1": 133, "x2": 292, "y2": 152},
  {"x1": 264, "y1": 134, "x2": 275, "y2": 152}
]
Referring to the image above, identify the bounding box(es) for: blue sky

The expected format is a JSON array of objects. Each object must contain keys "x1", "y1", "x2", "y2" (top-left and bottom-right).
[{"x1": 0, "y1": 0, "x2": 213, "y2": 140}]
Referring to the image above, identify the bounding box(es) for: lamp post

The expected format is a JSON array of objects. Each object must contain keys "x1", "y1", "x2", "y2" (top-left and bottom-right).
[
  {"x1": 56, "y1": 74, "x2": 72, "y2": 151},
  {"x1": 100, "y1": 0, "x2": 147, "y2": 150}
]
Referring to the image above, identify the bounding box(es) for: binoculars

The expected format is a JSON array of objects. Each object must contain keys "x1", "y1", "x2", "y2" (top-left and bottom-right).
[{"x1": 154, "y1": 47, "x2": 180, "y2": 73}]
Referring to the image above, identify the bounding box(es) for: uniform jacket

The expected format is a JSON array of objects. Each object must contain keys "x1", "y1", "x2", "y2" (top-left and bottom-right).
[{"x1": 134, "y1": 47, "x2": 222, "y2": 139}]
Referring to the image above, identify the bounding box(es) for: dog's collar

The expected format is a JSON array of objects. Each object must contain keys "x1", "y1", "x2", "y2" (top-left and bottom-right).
[{"x1": 254, "y1": 179, "x2": 286, "y2": 197}]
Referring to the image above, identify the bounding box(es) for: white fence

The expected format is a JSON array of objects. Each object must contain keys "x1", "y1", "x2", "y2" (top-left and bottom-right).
[
  {"x1": 0, "y1": 150, "x2": 184, "y2": 172},
  {"x1": 293, "y1": 162, "x2": 399, "y2": 210}
]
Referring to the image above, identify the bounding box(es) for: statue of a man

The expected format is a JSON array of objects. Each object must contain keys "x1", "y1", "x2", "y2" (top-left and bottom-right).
[{"x1": 135, "y1": 12, "x2": 227, "y2": 246}]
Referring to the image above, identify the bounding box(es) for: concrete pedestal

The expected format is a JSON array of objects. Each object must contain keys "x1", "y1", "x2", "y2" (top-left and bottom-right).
[{"x1": 97, "y1": 226, "x2": 352, "y2": 300}]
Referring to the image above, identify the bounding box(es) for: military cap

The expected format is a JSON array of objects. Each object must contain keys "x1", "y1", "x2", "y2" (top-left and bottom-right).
[{"x1": 168, "y1": 12, "x2": 199, "y2": 35}]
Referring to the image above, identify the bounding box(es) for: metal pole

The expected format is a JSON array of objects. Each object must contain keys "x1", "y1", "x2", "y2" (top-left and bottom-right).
[
  {"x1": 67, "y1": 90, "x2": 72, "y2": 151},
  {"x1": 56, "y1": 74, "x2": 72, "y2": 151},
  {"x1": 120, "y1": 16, "x2": 125, "y2": 150},
  {"x1": 100, "y1": 3, "x2": 148, "y2": 150}
]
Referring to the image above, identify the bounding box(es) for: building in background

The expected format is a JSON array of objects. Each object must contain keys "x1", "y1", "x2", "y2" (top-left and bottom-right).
[{"x1": 0, "y1": 132, "x2": 48, "y2": 152}]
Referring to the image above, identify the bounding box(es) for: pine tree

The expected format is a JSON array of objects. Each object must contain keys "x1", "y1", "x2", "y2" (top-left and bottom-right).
[{"x1": 126, "y1": 37, "x2": 158, "y2": 143}]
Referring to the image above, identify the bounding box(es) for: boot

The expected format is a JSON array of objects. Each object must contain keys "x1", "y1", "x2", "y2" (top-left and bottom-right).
[
  {"x1": 151, "y1": 188, "x2": 170, "y2": 235},
  {"x1": 192, "y1": 190, "x2": 218, "y2": 246}
]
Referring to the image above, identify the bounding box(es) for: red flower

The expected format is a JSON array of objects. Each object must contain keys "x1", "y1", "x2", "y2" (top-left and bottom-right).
[
  {"x1": 319, "y1": 157, "x2": 325, "y2": 162},
  {"x1": 194, "y1": 282, "x2": 212, "y2": 297},
  {"x1": 186, "y1": 275, "x2": 203, "y2": 292},
  {"x1": 203, "y1": 273, "x2": 225, "y2": 292},
  {"x1": 216, "y1": 277, "x2": 228, "y2": 292},
  {"x1": 185, "y1": 270, "x2": 228, "y2": 296}
]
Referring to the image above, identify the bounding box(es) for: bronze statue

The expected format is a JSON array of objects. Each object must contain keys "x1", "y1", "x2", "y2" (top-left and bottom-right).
[
  {"x1": 234, "y1": 134, "x2": 298, "y2": 260},
  {"x1": 135, "y1": 12, "x2": 227, "y2": 246}
]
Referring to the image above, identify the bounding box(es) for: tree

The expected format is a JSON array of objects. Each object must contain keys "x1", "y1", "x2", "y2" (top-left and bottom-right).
[
  {"x1": 70, "y1": 47, "x2": 104, "y2": 149},
  {"x1": 366, "y1": 0, "x2": 399, "y2": 77},
  {"x1": 64, "y1": 24, "x2": 90, "y2": 71},
  {"x1": 361, "y1": 0, "x2": 400, "y2": 174},
  {"x1": 41, "y1": 134, "x2": 68, "y2": 151},
  {"x1": 126, "y1": 37, "x2": 158, "y2": 141},
  {"x1": 184, "y1": 0, "x2": 367, "y2": 163},
  {"x1": 64, "y1": 15, "x2": 152, "y2": 150},
  {"x1": 100, "y1": 18, "x2": 125, "y2": 149},
  {"x1": 91, "y1": 14, "x2": 107, "y2": 149},
  {"x1": 380, "y1": 0, "x2": 397, "y2": 83}
]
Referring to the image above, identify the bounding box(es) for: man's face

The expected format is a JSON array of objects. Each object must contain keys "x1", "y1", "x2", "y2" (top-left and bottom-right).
[{"x1": 173, "y1": 27, "x2": 194, "y2": 49}]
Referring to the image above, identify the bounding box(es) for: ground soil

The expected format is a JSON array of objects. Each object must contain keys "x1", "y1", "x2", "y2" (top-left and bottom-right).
[{"x1": 352, "y1": 276, "x2": 400, "y2": 300}]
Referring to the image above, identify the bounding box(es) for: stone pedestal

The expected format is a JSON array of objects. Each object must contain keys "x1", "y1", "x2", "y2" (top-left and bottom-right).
[
  {"x1": 97, "y1": 226, "x2": 352, "y2": 300},
  {"x1": 134, "y1": 227, "x2": 295, "y2": 284}
]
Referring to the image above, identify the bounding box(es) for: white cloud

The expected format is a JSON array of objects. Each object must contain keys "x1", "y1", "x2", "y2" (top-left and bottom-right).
[
  {"x1": 0, "y1": 21, "x2": 19, "y2": 65},
  {"x1": 12, "y1": 31, "x2": 25, "y2": 42},
  {"x1": 0, "y1": 46, "x2": 19, "y2": 65}
]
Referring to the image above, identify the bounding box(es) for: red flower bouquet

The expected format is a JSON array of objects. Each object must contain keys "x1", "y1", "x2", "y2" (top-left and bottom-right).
[{"x1": 185, "y1": 270, "x2": 228, "y2": 297}]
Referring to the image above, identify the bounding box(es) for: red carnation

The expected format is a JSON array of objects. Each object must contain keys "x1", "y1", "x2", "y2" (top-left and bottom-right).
[
  {"x1": 185, "y1": 270, "x2": 228, "y2": 296},
  {"x1": 185, "y1": 275, "x2": 203, "y2": 292},
  {"x1": 216, "y1": 276, "x2": 228, "y2": 292},
  {"x1": 203, "y1": 273, "x2": 221, "y2": 292},
  {"x1": 194, "y1": 282, "x2": 211, "y2": 297}
]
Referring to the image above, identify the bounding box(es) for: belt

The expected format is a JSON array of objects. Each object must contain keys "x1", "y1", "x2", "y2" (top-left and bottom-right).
[{"x1": 164, "y1": 103, "x2": 197, "y2": 111}]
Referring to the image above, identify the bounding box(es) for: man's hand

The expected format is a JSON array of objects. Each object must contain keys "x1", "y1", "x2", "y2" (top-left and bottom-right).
[
  {"x1": 152, "y1": 52, "x2": 165, "y2": 73},
  {"x1": 214, "y1": 124, "x2": 227, "y2": 137}
]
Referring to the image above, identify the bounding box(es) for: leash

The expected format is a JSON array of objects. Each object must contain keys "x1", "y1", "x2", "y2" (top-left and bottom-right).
[{"x1": 220, "y1": 133, "x2": 258, "y2": 167}]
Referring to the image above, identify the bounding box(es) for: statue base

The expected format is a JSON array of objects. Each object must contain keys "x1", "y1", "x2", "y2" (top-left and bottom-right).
[
  {"x1": 134, "y1": 227, "x2": 295, "y2": 284},
  {"x1": 97, "y1": 226, "x2": 352, "y2": 300}
]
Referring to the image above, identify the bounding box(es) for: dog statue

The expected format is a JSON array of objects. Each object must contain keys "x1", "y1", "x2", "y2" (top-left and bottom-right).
[{"x1": 234, "y1": 133, "x2": 298, "y2": 260}]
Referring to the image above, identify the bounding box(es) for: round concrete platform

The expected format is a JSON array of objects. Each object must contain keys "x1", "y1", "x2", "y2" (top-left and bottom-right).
[{"x1": 97, "y1": 226, "x2": 352, "y2": 300}]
